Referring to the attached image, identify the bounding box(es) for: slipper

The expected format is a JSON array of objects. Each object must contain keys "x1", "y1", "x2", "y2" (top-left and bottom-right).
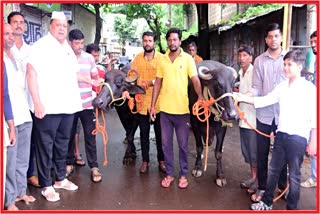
[
  {"x1": 251, "y1": 190, "x2": 265, "y2": 203},
  {"x1": 27, "y1": 175, "x2": 41, "y2": 188},
  {"x1": 301, "y1": 178, "x2": 317, "y2": 188},
  {"x1": 247, "y1": 182, "x2": 258, "y2": 195},
  {"x1": 41, "y1": 186, "x2": 60, "y2": 202},
  {"x1": 54, "y1": 178, "x2": 78, "y2": 191},
  {"x1": 161, "y1": 176, "x2": 174, "y2": 188},
  {"x1": 66, "y1": 165, "x2": 74, "y2": 177},
  {"x1": 240, "y1": 178, "x2": 255, "y2": 189},
  {"x1": 75, "y1": 155, "x2": 86, "y2": 166},
  {"x1": 15, "y1": 195, "x2": 36, "y2": 204},
  {"x1": 178, "y1": 177, "x2": 188, "y2": 189},
  {"x1": 91, "y1": 168, "x2": 102, "y2": 183}
]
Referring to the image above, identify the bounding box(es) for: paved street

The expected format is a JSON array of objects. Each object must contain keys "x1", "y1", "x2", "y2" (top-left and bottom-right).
[{"x1": 18, "y1": 109, "x2": 317, "y2": 212}]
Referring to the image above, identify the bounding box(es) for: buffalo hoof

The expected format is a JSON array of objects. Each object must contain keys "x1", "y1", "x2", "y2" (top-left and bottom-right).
[
  {"x1": 215, "y1": 178, "x2": 227, "y2": 187},
  {"x1": 192, "y1": 168, "x2": 203, "y2": 178},
  {"x1": 122, "y1": 153, "x2": 136, "y2": 165}
]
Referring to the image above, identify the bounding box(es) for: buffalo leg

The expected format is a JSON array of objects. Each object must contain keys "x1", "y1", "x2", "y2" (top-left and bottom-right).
[
  {"x1": 215, "y1": 126, "x2": 227, "y2": 187},
  {"x1": 191, "y1": 116, "x2": 204, "y2": 177},
  {"x1": 123, "y1": 115, "x2": 138, "y2": 165}
]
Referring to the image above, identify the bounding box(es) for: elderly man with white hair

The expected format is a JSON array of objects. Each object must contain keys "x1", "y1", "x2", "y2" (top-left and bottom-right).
[{"x1": 26, "y1": 11, "x2": 96, "y2": 202}]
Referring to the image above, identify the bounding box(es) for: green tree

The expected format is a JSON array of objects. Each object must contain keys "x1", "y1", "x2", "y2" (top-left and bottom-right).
[
  {"x1": 111, "y1": 4, "x2": 167, "y2": 53},
  {"x1": 82, "y1": 3, "x2": 111, "y2": 44},
  {"x1": 113, "y1": 15, "x2": 137, "y2": 45}
]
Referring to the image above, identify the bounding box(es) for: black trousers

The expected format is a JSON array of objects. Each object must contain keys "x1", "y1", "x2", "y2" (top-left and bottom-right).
[
  {"x1": 256, "y1": 119, "x2": 287, "y2": 191},
  {"x1": 66, "y1": 109, "x2": 98, "y2": 169},
  {"x1": 136, "y1": 113, "x2": 164, "y2": 163},
  {"x1": 34, "y1": 113, "x2": 74, "y2": 187}
]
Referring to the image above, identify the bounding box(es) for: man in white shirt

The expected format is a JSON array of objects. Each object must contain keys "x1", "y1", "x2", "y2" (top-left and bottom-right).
[
  {"x1": 8, "y1": 11, "x2": 40, "y2": 188},
  {"x1": 26, "y1": 11, "x2": 83, "y2": 202},
  {"x1": 236, "y1": 45, "x2": 257, "y2": 193},
  {"x1": 237, "y1": 50, "x2": 317, "y2": 210},
  {"x1": 3, "y1": 23, "x2": 34, "y2": 211}
]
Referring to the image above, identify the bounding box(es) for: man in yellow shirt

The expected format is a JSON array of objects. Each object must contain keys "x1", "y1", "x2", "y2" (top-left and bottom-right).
[
  {"x1": 150, "y1": 28, "x2": 203, "y2": 189},
  {"x1": 187, "y1": 42, "x2": 203, "y2": 63},
  {"x1": 131, "y1": 31, "x2": 165, "y2": 173}
]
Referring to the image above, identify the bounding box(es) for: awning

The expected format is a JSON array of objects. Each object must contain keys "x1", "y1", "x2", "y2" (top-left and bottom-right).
[
  {"x1": 211, "y1": 4, "x2": 305, "y2": 34},
  {"x1": 25, "y1": 3, "x2": 61, "y2": 12}
]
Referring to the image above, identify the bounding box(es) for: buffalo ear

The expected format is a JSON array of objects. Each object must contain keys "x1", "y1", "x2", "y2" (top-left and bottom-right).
[{"x1": 126, "y1": 84, "x2": 146, "y2": 94}]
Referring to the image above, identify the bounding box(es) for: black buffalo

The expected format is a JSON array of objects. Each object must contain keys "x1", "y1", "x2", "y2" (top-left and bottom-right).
[
  {"x1": 92, "y1": 67, "x2": 144, "y2": 165},
  {"x1": 189, "y1": 60, "x2": 238, "y2": 187}
]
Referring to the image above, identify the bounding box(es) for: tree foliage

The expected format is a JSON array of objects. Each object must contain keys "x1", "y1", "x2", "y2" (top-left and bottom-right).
[
  {"x1": 81, "y1": 3, "x2": 111, "y2": 44},
  {"x1": 113, "y1": 15, "x2": 137, "y2": 45},
  {"x1": 111, "y1": 4, "x2": 167, "y2": 53}
]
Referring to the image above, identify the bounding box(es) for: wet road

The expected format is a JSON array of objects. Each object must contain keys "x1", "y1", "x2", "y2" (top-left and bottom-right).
[{"x1": 19, "y1": 109, "x2": 317, "y2": 212}]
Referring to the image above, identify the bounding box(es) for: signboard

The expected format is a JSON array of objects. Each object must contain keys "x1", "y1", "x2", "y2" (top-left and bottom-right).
[{"x1": 37, "y1": 3, "x2": 60, "y2": 12}]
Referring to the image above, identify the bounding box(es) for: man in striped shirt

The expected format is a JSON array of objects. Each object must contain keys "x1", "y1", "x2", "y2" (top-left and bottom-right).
[{"x1": 66, "y1": 29, "x2": 103, "y2": 183}]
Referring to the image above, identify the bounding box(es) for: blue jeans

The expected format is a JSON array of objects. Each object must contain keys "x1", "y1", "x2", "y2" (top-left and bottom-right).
[
  {"x1": 256, "y1": 119, "x2": 287, "y2": 190},
  {"x1": 310, "y1": 155, "x2": 317, "y2": 181},
  {"x1": 262, "y1": 132, "x2": 307, "y2": 210},
  {"x1": 160, "y1": 112, "x2": 190, "y2": 177}
]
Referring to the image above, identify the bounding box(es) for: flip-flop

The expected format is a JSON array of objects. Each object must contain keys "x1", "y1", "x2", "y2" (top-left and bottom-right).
[
  {"x1": 66, "y1": 165, "x2": 74, "y2": 177},
  {"x1": 91, "y1": 168, "x2": 102, "y2": 183},
  {"x1": 75, "y1": 155, "x2": 86, "y2": 166},
  {"x1": 240, "y1": 178, "x2": 255, "y2": 189},
  {"x1": 247, "y1": 182, "x2": 258, "y2": 194},
  {"x1": 178, "y1": 177, "x2": 188, "y2": 189},
  {"x1": 53, "y1": 178, "x2": 78, "y2": 191},
  {"x1": 161, "y1": 176, "x2": 174, "y2": 188},
  {"x1": 301, "y1": 178, "x2": 317, "y2": 188},
  {"x1": 41, "y1": 186, "x2": 60, "y2": 202},
  {"x1": 251, "y1": 190, "x2": 265, "y2": 203}
]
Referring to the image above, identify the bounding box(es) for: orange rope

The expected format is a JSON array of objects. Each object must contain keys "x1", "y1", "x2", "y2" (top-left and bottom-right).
[
  {"x1": 192, "y1": 98, "x2": 214, "y2": 172},
  {"x1": 234, "y1": 101, "x2": 274, "y2": 138},
  {"x1": 233, "y1": 100, "x2": 289, "y2": 202},
  {"x1": 92, "y1": 85, "x2": 108, "y2": 166},
  {"x1": 122, "y1": 90, "x2": 144, "y2": 114},
  {"x1": 92, "y1": 107, "x2": 108, "y2": 166}
]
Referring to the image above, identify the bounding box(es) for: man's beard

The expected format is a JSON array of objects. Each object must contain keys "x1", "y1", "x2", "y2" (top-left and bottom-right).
[
  {"x1": 169, "y1": 46, "x2": 179, "y2": 52},
  {"x1": 143, "y1": 46, "x2": 154, "y2": 53}
]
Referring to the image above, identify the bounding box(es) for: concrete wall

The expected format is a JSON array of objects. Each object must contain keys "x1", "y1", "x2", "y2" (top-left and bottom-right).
[
  {"x1": 208, "y1": 4, "x2": 251, "y2": 27},
  {"x1": 185, "y1": 4, "x2": 198, "y2": 29},
  {"x1": 208, "y1": 5, "x2": 309, "y2": 71},
  {"x1": 63, "y1": 4, "x2": 96, "y2": 45}
]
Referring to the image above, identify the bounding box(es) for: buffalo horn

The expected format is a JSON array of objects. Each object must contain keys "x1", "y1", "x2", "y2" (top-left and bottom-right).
[
  {"x1": 125, "y1": 69, "x2": 139, "y2": 83},
  {"x1": 198, "y1": 66, "x2": 212, "y2": 80},
  {"x1": 227, "y1": 66, "x2": 238, "y2": 79}
]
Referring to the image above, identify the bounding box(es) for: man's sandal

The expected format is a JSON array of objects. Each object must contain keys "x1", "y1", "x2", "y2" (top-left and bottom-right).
[
  {"x1": 53, "y1": 178, "x2": 78, "y2": 191},
  {"x1": 41, "y1": 186, "x2": 60, "y2": 202},
  {"x1": 161, "y1": 176, "x2": 174, "y2": 188},
  {"x1": 240, "y1": 178, "x2": 255, "y2": 189},
  {"x1": 91, "y1": 168, "x2": 102, "y2": 183},
  {"x1": 178, "y1": 177, "x2": 189, "y2": 189},
  {"x1": 247, "y1": 182, "x2": 258, "y2": 194},
  {"x1": 301, "y1": 178, "x2": 317, "y2": 188},
  {"x1": 251, "y1": 190, "x2": 265, "y2": 203},
  {"x1": 75, "y1": 155, "x2": 86, "y2": 166},
  {"x1": 66, "y1": 165, "x2": 74, "y2": 177}
]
